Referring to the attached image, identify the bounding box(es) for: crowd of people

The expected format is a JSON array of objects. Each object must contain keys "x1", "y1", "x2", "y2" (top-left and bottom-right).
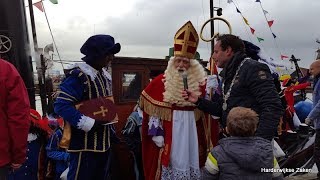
[{"x1": 1, "y1": 19, "x2": 320, "y2": 180}]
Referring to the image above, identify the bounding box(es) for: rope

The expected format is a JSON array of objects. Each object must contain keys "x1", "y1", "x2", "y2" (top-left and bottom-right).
[
  {"x1": 256, "y1": 1, "x2": 284, "y2": 60},
  {"x1": 41, "y1": 1, "x2": 65, "y2": 69}
]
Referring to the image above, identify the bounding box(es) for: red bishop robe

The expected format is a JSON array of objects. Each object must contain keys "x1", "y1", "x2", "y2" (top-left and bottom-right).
[{"x1": 139, "y1": 74, "x2": 219, "y2": 180}]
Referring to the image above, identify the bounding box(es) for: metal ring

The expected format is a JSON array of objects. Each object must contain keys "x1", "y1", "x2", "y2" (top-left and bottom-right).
[{"x1": 200, "y1": 17, "x2": 232, "y2": 42}]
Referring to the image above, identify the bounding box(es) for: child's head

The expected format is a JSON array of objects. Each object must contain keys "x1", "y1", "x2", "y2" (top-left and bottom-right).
[{"x1": 226, "y1": 107, "x2": 259, "y2": 137}]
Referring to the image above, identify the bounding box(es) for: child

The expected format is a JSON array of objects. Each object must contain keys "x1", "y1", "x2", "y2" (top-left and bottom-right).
[
  {"x1": 8, "y1": 109, "x2": 52, "y2": 180},
  {"x1": 202, "y1": 107, "x2": 283, "y2": 180},
  {"x1": 46, "y1": 115, "x2": 69, "y2": 180}
]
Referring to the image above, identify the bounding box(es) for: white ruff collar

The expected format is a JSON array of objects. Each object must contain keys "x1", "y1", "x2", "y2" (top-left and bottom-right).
[{"x1": 69, "y1": 63, "x2": 112, "y2": 81}]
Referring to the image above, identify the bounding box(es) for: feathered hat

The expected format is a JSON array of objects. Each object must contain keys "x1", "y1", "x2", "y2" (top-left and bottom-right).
[{"x1": 30, "y1": 109, "x2": 53, "y2": 135}]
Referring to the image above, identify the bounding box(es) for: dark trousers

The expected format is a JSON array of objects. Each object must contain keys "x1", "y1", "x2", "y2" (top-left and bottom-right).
[
  {"x1": 0, "y1": 165, "x2": 9, "y2": 180},
  {"x1": 67, "y1": 150, "x2": 111, "y2": 180},
  {"x1": 314, "y1": 129, "x2": 320, "y2": 177}
]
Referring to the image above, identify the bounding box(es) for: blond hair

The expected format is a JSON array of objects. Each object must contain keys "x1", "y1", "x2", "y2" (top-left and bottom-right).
[{"x1": 227, "y1": 107, "x2": 259, "y2": 137}]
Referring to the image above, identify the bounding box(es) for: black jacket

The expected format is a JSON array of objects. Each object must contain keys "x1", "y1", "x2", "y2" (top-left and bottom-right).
[{"x1": 197, "y1": 52, "x2": 284, "y2": 140}]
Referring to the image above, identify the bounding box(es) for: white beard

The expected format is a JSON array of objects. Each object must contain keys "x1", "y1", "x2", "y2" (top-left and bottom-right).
[{"x1": 163, "y1": 57, "x2": 206, "y2": 107}]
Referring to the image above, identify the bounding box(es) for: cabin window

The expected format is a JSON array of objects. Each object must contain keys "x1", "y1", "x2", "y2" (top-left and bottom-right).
[{"x1": 121, "y1": 72, "x2": 142, "y2": 101}]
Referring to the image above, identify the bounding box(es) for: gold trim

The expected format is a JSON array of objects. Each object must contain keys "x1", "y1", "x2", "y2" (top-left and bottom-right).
[
  {"x1": 78, "y1": 72, "x2": 83, "y2": 77},
  {"x1": 75, "y1": 152, "x2": 82, "y2": 180},
  {"x1": 56, "y1": 96, "x2": 74, "y2": 102},
  {"x1": 57, "y1": 91, "x2": 77, "y2": 101},
  {"x1": 60, "y1": 121, "x2": 71, "y2": 149},
  {"x1": 92, "y1": 79, "x2": 100, "y2": 98},
  {"x1": 96, "y1": 73, "x2": 107, "y2": 96},
  {"x1": 140, "y1": 95, "x2": 172, "y2": 121},
  {"x1": 103, "y1": 126, "x2": 106, "y2": 151},
  {"x1": 94, "y1": 132, "x2": 98, "y2": 150},
  {"x1": 141, "y1": 91, "x2": 171, "y2": 108},
  {"x1": 140, "y1": 91, "x2": 204, "y2": 122},
  {"x1": 84, "y1": 132, "x2": 88, "y2": 149},
  {"x1": 155, "y1": 148, "x2": 164, "y2": 180},
  {"x1": 108, "y1": 126, "x2": 110, "y2": 147},
  {"x1": 67, "y1": 148, "x2": 110, "y2": 153}
]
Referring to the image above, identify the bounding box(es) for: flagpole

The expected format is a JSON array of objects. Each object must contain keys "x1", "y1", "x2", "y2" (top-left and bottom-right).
[
  {"x1": 28, "y1": 0, "x2": 47, "y2": 116},
  {"x1": 28, "y1": 0, "x2": 39, "y2": 53},
  {"x1": 210, "y1": 0, "x2": 214, "y2": 55},
  {"x1": 205, "y1": 0, "x2": 215, "y2": 153}
]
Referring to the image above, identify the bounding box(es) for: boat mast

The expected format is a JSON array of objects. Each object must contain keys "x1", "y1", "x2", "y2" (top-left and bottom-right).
[{"x1": 27, "y1": 0, "x2": 48, "y2": 116}]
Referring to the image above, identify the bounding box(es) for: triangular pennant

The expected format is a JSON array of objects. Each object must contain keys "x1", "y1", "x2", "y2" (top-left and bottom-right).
[
  {"x1": 281, "y1": 55, "x2": 289, "y2": 60},
  {"x1": 250, "y1": 27, "x2": 255, "y2": 34},
  {"x1": 49, "y1": 0, "x2": 58, "y2": 4},
  {"x1": 236, "y1": 8, "x2": 241, "y2": 13},
  {"x1": 257, "y1": 37, "x2": 264, "y2": 42},
  {"x1": 268, "y1": 20, "x2": 274, "y2": 27},
  {"x1": 227, "y1": 0, "x2": 233, "y2": 3},
  {"x1": 255, "y1": 0, "x2": 261, "y2": 2},
  {"x1": 263, "y1": 9, "x2": 268, "y2": 14},
  {"x1": 243, "y1": 17, "x2": 249, "y2": 25},
  {"x1": 33, "y1": 1, "x2": 44, "y2": 12},
  {"x1": 272, "y1": 33, "x2": 276, "y2": 38}
]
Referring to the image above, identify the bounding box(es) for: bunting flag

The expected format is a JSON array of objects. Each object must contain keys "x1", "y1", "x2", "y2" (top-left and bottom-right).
[
  {"x1": 243, "y1": 17, "x2": 249, "y2": 25},
  {"x1": 236, "y1": 8, "x2": 241, "y2": 13},
  {"x1": 49, "y1": 0, "x2": 58, "y2": 4},
  {"x1": 281, "y1": 55, "x2": 289, "y2": 60},
  {"x1": 250, "y1": 27, "x2": 255, "y2": 34},
  {"x1": 263, "y1": 9, "x2": 268, "y2": 14},
  {"x1": 33, "y1": 1, "x2": 44, "y2": 12},
  {"x1": 272, "y1": 33, "x2": 276, "y2": 38},
  {"x1": 227, "y1": 0, "x2": 233, "y2": 3},
  {"x1": 268, "y1": 20, "x2": 274, "y2": 27},
  {"x1": 257, "y1": 37, "x2": 264, "y2": 42}
]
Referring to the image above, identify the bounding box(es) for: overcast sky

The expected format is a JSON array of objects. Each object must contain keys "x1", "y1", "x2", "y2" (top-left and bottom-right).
[{"x1": 26, "y1": 0, "x2": 320, "y2": 70}]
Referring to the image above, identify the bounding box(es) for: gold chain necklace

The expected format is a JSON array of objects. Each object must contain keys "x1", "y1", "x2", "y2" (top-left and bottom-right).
[{"x1": 222, "y1": 58, "x2": 249, "y2": 111}]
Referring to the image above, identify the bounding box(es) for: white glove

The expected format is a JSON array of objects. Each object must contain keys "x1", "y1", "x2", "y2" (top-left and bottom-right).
[
  {"x1": 152, "y1": 136, "x2": 164, "y2": 148},
  {"x1": 206, "y1": 75, "x2": 219, "y2": 92}
]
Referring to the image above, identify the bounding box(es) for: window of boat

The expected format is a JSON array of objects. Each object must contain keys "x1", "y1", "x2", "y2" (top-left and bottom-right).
[{"x1": 121, "y1": 72, "x2": 142, "y2": 101}]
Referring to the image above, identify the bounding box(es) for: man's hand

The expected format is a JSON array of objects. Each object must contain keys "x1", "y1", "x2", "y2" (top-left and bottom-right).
[
  {"x1": 11, "y1": 163, "x2": 22, "y2": 170},
  {"x1": 182, "y1": 89, "x2": 199, "y2": 103},
  {"x1": 305, "y1": 118, "x2": 312, "y2": 126}
]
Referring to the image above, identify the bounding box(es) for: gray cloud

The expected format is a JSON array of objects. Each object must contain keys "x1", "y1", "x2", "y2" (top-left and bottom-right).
[{"x1": 33, "y1": 0, "x2": 320, "y2": 69}]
